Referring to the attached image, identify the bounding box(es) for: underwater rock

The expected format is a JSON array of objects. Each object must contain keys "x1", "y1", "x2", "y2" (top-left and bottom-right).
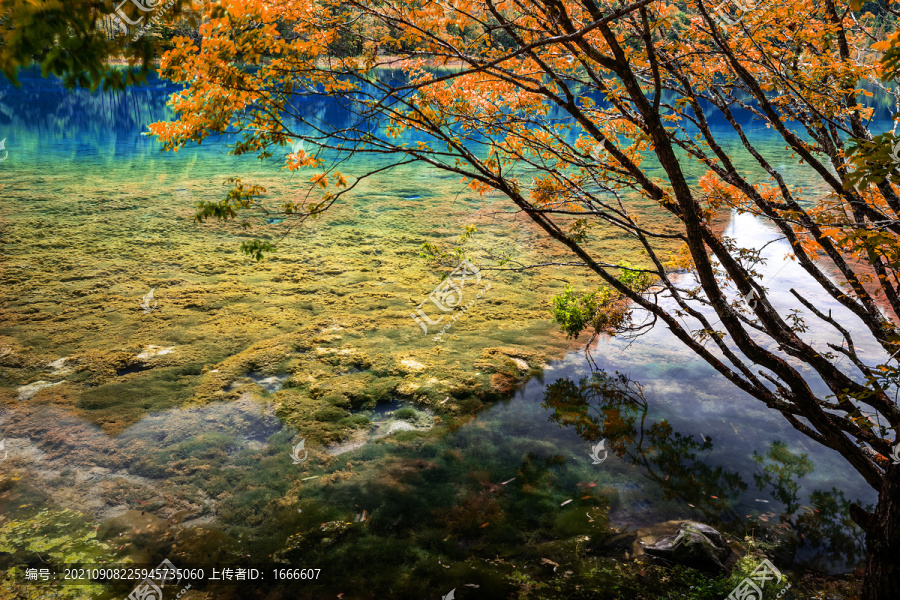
[
  {"x1": 17, "y1": 380, "x2": 63, "y2": 401},
  {"x1": 134, "y1": 345, "x2": 175, "y2": 361},
  {"x1": 482, "y1": 346, "x2": 538, "y2": 362},
  {"x1": 638, "y1": 521, "x2": 736, "y2": 573},
  {"x1": 511, "y1": 358, "x2": 529, "y2": 372},
  {"x1": 326, "y1": 429, "x2": 370, "y2": 456},
  {"x1": 385, "y1": 421, "x2": 416, "y2": 435},
  {"x1": 490, "y1": 373, "x2": 517, "y2": 394},
  {"x1": 396, "y1": 381, "x2": 421, "y2": 396},
  {"x1": 47, "y1": 357, "x2": 73, "y2": 375},
  {"x1": 255, "y1": 376, "x2": 285, "y2": 392},
  {"x1": 98, "y1": 509, "x2": 171, "y2": 542},
  {"x1": 473, "y1": 347, "x2": 539, "y2": 378},
  {"x1": 246, "y1": 372, "x2": 288, "y2": 393},
  {"x1": 399, "y1": 358, "x2": 426, "y2": 373}
]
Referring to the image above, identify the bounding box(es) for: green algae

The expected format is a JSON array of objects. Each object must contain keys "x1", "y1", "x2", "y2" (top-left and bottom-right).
[
  {"x1": 0, "y1": 144, "x2": 656, "y2": 438},
  {"x1": 0, "y1": 508, "x2": 114, "y2": 599}
]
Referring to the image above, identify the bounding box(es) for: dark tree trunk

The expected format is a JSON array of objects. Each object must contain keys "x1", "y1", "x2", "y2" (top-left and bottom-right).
[{"x1": 862, "y1": 469, "x2": 900, "y2": 600}]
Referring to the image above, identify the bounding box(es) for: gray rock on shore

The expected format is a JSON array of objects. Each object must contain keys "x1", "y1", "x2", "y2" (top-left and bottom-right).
[{"x1": 637, "y1": 520, "x2": 739, "y2": 573}]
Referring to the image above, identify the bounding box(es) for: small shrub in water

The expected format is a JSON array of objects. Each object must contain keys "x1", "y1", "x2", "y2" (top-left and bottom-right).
[{"x1": 394, "y1": 407, "x2": 417, "y2": 421}]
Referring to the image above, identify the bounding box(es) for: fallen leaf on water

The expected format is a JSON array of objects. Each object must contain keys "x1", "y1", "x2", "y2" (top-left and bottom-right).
[
  {"x1": 560, "y1": 499, "x2": 573, "y2": 506},
  {"x1": 479, "y1": 522, "x2": 490, "y2": 528}
]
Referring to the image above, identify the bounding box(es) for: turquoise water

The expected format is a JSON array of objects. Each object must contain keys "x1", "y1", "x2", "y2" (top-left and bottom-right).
[{"x1": 0, "y1": 69, "x2": 878, "y2": 598}]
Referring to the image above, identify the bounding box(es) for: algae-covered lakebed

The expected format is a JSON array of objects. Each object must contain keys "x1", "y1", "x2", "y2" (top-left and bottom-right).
[{"x1": 0, "y1": 70, "x2": 875, "y2": 599}]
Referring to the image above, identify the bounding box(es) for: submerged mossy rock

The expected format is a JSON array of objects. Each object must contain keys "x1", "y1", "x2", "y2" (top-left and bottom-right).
[
  {"x1": 638, "y1": 521, "x2": 736, "y2": 573},
  {"x1": 473, "y1": 346, "x2": 538, "y2": 374},
  {"x1": 308, "y1": 371, "x2": 402, "y2": 409},
  {"x1": 313, "y1": 405, "x2": 350, "y2": 422}
]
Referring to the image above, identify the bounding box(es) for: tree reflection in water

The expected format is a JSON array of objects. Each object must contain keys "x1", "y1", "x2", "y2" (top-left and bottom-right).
[{"x1": 540, "y1": 369, "x2": 867, "y2": 573}]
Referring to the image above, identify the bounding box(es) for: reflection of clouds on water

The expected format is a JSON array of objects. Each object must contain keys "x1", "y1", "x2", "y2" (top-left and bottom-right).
[
  {"x1": 594, "y1": 210, "x2": 887, "y2": 384},
  {"x1": 723, "y1": 212, "x2": 888, "y2": 372}
]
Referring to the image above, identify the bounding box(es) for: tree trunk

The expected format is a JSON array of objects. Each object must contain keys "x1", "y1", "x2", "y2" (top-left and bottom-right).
[{"x1": 862, "y1": 469, "x2": 900, "y2": 600}]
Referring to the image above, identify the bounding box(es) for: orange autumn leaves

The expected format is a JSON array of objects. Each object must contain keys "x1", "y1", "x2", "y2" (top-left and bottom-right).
[{"x1": 148, "y1": 0, "x2": 895, "y2": 249}]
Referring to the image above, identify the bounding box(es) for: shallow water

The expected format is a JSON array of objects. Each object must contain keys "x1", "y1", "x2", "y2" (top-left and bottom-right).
[{"x1": 0, "y1": 69, "x2": 880, "y2": 598}]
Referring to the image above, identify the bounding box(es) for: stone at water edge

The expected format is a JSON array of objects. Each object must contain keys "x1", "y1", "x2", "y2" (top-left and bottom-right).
[
  {"x1": 638, "y1": 521, "x2": 739, "y2": 573},
  {"x1": 16, "y1": 380, "x2": 64, "y2": 401},
  {"x1": 386, "y1": 421, "x2": 417, "y2": 435},
  {"x1": 47, "y1": 357, "x2": 73, "y2": 375},
  {"x1": 134, "y1": 345, "x2": 175, "y2": 361},
  {"x1": 399, "y1": 358, "x2": 426, "y2": 373}
]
